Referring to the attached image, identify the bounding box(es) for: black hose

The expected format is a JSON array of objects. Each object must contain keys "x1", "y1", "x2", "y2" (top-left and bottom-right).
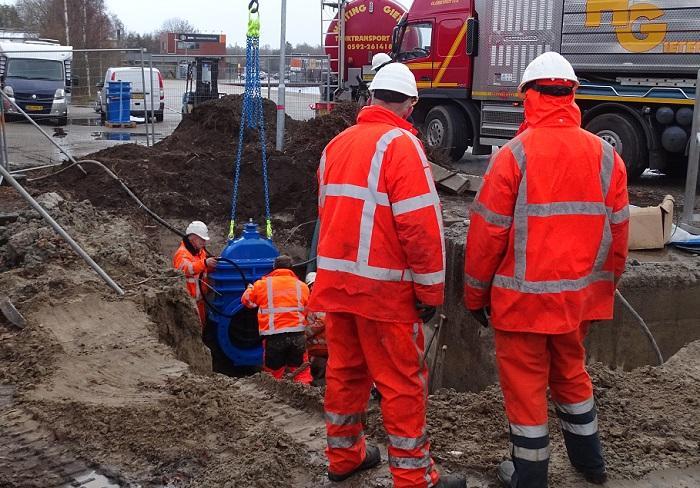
[
  {"x1": 615, "y1": 289, "x2": 664, "y2": 366},
  {"x1": 29, "y1": 159, "x2": 185, "y2": 238},
  {"x1": 198, "y1": 257, "x2": 250, "y2": 319}
]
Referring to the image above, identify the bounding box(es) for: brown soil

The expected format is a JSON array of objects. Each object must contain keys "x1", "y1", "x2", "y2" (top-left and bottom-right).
[
  {"x1": 2, "y1": 96, "x2": 699, "y2": 487},
  {"x1": 27, "y1": 97, "x2": 366, "y2": 241}
]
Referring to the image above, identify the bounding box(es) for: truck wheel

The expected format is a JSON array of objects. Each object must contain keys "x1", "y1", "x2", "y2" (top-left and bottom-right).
[
  {"x1": 585, "y1": 113, "x2": 647, "y2": 180},
  {"x1": 424, "y1": 105, "x2": 468, "y2": 161}
]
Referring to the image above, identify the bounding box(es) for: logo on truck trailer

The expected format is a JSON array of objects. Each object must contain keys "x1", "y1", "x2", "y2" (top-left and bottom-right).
[{"x1": 585, "y1": 0, "x2": 700, "y2": 54}]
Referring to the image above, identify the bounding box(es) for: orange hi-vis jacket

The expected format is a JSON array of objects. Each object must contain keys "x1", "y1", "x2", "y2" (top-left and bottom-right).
[
  {"x1": 308, "y1": 105, "x2": 445, "y2": 323},
  {"x1": 173, "y1": 240, "x2": 208, "y2": 302},
  {"x1": 241, "y1": 269, "x2": 310, "y2": 336},
  {"x1": 464, "y1": 90, "x2": 630, "y2": 334}
]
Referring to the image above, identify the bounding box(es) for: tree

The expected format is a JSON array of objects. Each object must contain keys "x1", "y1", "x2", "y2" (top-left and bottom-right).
[
  {"x1": 0, "y1": 5, "x2": 24, "y2": 29},
  {"x1": 159, "y1": 17, "x2": 198, "y2": 34}
]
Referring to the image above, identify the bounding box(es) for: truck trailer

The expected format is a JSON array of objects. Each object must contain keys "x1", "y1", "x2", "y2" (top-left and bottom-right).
[{"x1": 392, "y1": 0, "x2": 699, "y2": 179}]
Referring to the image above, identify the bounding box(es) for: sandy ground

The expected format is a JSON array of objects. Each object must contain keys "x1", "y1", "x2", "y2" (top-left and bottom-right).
[{"x1": 1, "y1": 185, "x2": 699, "y2": 487}]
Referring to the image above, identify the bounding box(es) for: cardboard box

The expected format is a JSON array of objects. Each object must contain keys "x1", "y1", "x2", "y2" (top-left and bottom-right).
[{"x1": 628, "y1": 195, "x2": 675, "y2": 250}]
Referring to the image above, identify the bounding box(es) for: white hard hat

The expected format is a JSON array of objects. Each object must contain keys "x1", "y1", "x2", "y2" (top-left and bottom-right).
[
  {"x1": 368, "y1": 62, "x2": 418, "y2": 98},
  {"x1": 371, "y1": 53, "x2": 392, "y2": 72},
  {"x1": 518, "y1": 51, "x2": 578, "y2": 93},
  {"x1": 305, "y1": 272, "x2": 317, "y2": 286},
  {"x1": 185, "y1": 220, "x2": 210, "y2": 240}
]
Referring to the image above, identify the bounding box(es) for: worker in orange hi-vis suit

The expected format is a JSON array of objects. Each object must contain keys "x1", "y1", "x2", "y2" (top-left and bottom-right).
[
  {"x1": 242, "y1": 255, "x2": 312, "y2": 385},
  {"x1": 173, "y1": 221, "x2": 217, "y2": 327},
  {"x1": 309, "y1": 62, "x2": 466, "y2": 488},
  {"x1": 464, "y1": 52, "x2": 630, "y2": 488}
]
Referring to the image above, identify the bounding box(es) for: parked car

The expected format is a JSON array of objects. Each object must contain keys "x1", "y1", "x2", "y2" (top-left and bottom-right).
[
  {"x1": 96, "y1": 67, "x2": 164, "y2": 122},
  {"x1": 0, "y1": 40, "x2": 72, "y2": 126}
]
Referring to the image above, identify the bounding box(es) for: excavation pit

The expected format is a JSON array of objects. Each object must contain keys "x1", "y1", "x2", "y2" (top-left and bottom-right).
[{"x1": 431, "y1": 223, "x2": 700, "y2": 393}]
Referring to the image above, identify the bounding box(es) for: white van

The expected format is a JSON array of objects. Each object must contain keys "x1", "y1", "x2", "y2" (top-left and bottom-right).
[{"x1": 97, "y1": 67, "x2": 164, "y2": 122}]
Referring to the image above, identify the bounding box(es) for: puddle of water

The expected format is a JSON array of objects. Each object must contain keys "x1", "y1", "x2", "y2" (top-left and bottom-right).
[
  {"x1": 91, "y1": 132, "x2": 152, "y2": 141},
  {"x1": 70, "y1": 118, "x2": 103, "y2": 127}
]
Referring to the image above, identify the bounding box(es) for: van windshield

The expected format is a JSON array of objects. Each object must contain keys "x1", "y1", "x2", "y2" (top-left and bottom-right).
[{"x1": 6, "y1": 59, "x2": 64, "y2": 81}]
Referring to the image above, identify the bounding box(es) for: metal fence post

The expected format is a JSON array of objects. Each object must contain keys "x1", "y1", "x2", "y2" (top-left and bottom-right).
[
  {"x1": 0, "y1": 165, "x2": 125, "y2": 295},
  {"x1": 680, "y1": 68, "x2": 700, "y2": 233},
  {"x1": 267, "y1": 56, "x2": 271, "y2": 100},
  {"x1": 276, "y1": 0, "x2": 287, "y2": 151},
  {"x1": 149, "y1": 53, "x2": 156, "y2": 144},
  {"x1": 139, "y1": 48, "x2": 149, "y2": 147}
]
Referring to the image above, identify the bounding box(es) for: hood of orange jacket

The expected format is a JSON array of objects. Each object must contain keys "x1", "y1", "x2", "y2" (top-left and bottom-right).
[{"x1": 523, "y1": 90, "x2": 582, "y2": 129}]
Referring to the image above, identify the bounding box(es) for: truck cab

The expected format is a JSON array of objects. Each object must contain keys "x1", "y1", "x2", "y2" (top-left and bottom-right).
[{"x1": 0, "y1": 40, "x2": 72, "y2": 125}]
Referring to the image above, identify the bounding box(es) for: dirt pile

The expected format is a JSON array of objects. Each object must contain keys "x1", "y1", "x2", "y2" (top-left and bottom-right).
[
  {"x1": 0, "y1": 192, "x2": 170, "y2": 304},
  {"x1": 31, "y1": 96, "x2": 365, "y2": 235}
]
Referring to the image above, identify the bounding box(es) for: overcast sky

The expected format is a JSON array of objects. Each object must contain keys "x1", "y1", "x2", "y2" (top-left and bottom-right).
[{"x1": 0, "y1": 0, "x2": 415, "y2": 47}]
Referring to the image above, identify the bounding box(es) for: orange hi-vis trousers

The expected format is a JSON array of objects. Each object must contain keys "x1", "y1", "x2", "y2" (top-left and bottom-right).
[
  {"x1": 324, "y1": 312, "x2": 440, "y2": 488},
  {"x1": 495, "y1": 323, "x2": 605, "y2": 487}
]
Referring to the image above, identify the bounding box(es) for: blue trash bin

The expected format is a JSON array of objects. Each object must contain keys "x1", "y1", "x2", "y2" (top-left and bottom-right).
[{"x1": 107, "y1": 81, "x2": 131, "y2": 124}]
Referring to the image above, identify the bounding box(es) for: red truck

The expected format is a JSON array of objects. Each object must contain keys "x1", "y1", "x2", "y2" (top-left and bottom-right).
[{"x1": 392, "y1": 0, "x2": 700, "y2": 179}]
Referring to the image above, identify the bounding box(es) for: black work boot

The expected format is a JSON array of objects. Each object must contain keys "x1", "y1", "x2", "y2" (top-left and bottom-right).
[
  {"x1": 327, "y1": 444, "x2": 381, "y2": 482},
  {"x1": 434, "y1": 473, "x2": 467, "y2": 487},
  {"x1": 497, "y1": 460, "x2": 514, "y2": 487},
  {"x1": 576, "y1": 467, "x2": 608, "y2": 485}
]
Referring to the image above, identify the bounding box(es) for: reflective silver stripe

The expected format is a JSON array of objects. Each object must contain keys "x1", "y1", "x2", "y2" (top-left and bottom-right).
[
  {"x1": 526, "y1": 202, "x2": 607, "y2": 217},
  {"x1": 323, "y1": 183, "x2": 390, "y2": 206},
  {"x1": 493, "y1": 137, "x2": 619, "y2": 296},
  {"x1": 179, "y1": 261, "x2": 194, "y2": 274},
  {"x1": 266, "y1": 278, "x2": 275, "y2": 332},
  {"x1": 259, "y1": 325, "x2": 306, "y2": 336},
  {"x1": 389, "y1": 453, "x2": 432, "y2": 469},
  {"x1": 186, "y1": 277, "x2": 201, "y2": 299},
  {"x1": 600, "y1": 139, "x2": 615, "y2": 199},
  {"x1": 401, "y1": 129, "x2": 446, "y2": 280},
  {"x1": 325, "y1": 411, "x2": 363, "y2": 426},
  {"x1": 471, "y1": 201, "x2": 513, "y2": 227},
  {"x1": 318, "y1": 149, "x2": 327, "y2": 207},
  {"x1": 464, "y1": 273, "x2": 490, "y2": 290},
  {"x1": 388, "y1": 433, "x2": 428, "y2": 450},
  {"x1": 493, "y1": 271, "x2": 614, "y2": 293},
  {"x1": 509, "y1": 137, "x2": 527, "y2": 172},
  {"x1": 513, "y1": 444, "x2": 550, "y2": 462},
  {"x1": 357, "y1": 129, "x2": 404, "y2": 266},
  {"x1": 392, "y1": 193, "x2": 437, "y2": 216},
  {"x1": 260, "y1": 306, "x2": 305, "y2": 314},
  {"x1": 295, "y1": 280, "x2": 304, "y2": 326},
  {"x1": 554, "y1": 397, "x2": 595, "y2": 415},
  {"x1": 513, "y1": 147, "x2": 528, "y2": 281},
  {"x1": 610, "y1": 205, "x2": 630, "y2": 224},
  {"x1": 560, "y1": 417, "x2": 599, "y2": 436},
  {"x1": 317, "y1": 256, "x2": 413, "y2": 282},
  {"x1": 411, "y1": 270, "x2": 444, "y2": 286},
  {"x1": 510, "y1": 423, "x2": 548, "y2": 438},
  {"x1": 327, "y1": 433, "x2": 363, "y2": 449}
]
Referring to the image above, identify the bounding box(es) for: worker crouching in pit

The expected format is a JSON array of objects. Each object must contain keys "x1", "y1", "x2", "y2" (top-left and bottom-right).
[
  {"x1": 242, "y1": 255, "x2": 312, "y2": 385},
  {"x1": 173, "y1": 221, "x2": 218, "y2": 327},
  {"x1": 464, "y1": 52, "x2": 630, "y2": 488}
]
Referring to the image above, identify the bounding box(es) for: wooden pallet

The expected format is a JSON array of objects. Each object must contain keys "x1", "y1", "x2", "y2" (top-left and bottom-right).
[{"x1": 104, "y1": 121, "x2": 137, "y2": 129}]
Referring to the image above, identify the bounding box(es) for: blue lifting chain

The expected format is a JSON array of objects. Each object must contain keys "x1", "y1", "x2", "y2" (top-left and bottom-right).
[{"x1": 229, "y1": 0, "x2": 272, "y2": 240}]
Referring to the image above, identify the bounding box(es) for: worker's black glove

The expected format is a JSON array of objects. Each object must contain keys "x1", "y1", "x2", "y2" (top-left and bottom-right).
[
  {"x1": 416, "y1": 302, "x2": 437, "y2": 323},
  {"x1": 470, "y1": 308, "x2": 490, "y2": 328}
]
